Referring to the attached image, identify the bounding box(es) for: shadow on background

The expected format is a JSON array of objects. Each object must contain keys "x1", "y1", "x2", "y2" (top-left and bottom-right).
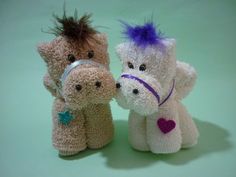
[
  {"x1": 158, "y1": 118, "x2": 233, "y2": 165},
  {"x1": 102, "y1": 118, "x2": 233, "y2": 169},
  {"x1": 60, "y1": 118, "x2": 233, "y2": 169}
]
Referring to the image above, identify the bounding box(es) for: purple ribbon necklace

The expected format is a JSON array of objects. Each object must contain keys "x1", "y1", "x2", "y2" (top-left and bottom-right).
[
  {"x1": 121, "y1": 74, "x2": 176, "y2": 134},
  {"x1": 121, "y1": 74, "x2": 175, "y2": 106}
]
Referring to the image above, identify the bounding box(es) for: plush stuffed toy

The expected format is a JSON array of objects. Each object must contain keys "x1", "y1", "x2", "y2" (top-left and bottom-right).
[
  {"x1": 37, "y1": 12, "x2": 116, "y2": 156},
  {"x1": 115, "y1": 22, "x2": 199, "y2": 154}
]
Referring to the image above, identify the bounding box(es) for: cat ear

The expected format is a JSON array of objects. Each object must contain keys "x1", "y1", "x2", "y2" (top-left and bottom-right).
[{"x1": 37, "y1": 42, "x2": 53, "y2": 63}]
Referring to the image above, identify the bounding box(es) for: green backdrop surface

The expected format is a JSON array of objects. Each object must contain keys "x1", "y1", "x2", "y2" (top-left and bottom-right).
[{"x1": 1, "y1": 0, "x2": 236, "y2": 177}]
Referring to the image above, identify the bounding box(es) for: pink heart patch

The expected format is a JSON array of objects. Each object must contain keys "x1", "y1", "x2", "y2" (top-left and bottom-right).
[{"x1": 157, "y1": 118, "x2": 176, "y2": 134}]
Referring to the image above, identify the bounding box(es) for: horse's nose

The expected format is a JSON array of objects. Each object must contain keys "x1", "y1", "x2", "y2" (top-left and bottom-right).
[
  {"x1": 133, "y1": 89, "x2": 139, "y2": 95},
  {"x1": 116, "y1": 82, "x2": 121, "y2": 89}
]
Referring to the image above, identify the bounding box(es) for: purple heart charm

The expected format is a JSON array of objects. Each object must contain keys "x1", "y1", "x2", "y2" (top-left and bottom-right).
[{"x1": 157, "y1": 118, "x2": 176, "y2": 134}]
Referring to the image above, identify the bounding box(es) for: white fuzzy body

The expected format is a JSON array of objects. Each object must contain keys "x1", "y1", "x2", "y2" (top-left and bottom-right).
[{"x1": 115, "y1": 39, "x2": 199, "y2": 154}]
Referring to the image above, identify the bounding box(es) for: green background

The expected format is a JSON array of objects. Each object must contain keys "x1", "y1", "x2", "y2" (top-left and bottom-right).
[{"x1": 1, "y1": 0, "x2": 236, "y2": 176}]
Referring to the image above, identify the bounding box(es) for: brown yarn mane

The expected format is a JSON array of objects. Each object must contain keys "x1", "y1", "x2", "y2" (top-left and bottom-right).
[{"x1": 51, "y1": 10, "x2": 98, "y2": 43}]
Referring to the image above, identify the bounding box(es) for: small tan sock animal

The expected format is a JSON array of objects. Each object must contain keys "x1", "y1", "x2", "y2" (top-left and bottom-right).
[{"x1": 37, "y1": 12, "x2": 116, "y2": 156}]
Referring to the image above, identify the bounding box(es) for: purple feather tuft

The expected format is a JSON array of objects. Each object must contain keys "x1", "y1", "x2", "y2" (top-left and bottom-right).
[{"x1": 121, "y1": 21, "x2": 164, "y2": 48}]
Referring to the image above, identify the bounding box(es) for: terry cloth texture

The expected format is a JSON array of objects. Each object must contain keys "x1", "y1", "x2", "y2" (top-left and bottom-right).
[
  {"x1": 37, "y1": 13, "x2": 116, "y2": 156},
  {"x1": 115, "y1": 33, "x2": 199, "y2": 154},
  {"x1": 52, "y1": 99, "x2": 114, "y2": 154}
]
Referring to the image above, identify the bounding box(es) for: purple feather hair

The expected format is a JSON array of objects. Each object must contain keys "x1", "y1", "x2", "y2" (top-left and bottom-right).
[{"x1": 121, "y1": 21, "x2": 165, "y2": 48}]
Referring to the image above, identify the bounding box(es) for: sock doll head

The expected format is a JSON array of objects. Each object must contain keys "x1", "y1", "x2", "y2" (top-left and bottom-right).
[
  {"x1": 37, "y1": 12, "x2": 116, "y2": 110},
  {"x1": 115, "y1": 22, "x2": 177, "y2": 116}
]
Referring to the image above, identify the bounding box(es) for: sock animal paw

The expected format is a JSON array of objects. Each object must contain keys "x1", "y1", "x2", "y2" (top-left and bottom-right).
[
  {"x1": 115, "y1": 21, "x2": 199, "y2": 154},
  {"x1": 37, "y1": 11, "x2": 116, "y2": 156}
]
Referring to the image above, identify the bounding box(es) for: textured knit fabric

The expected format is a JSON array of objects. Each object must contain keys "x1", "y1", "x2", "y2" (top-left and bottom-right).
[
  {"x1": 38, "y1": 33, "x2": 116, "y2": 156},
  {"x1": 115, "y1": 38, "x2": 199, "y2": 154}
]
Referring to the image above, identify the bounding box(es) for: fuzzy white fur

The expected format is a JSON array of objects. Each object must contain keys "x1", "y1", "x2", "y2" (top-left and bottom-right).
[{"x1": 115, "y1": 39, "x2": 199, "y2": 154}]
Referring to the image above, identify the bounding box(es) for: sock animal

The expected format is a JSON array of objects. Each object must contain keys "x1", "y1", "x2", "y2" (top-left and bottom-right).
[
  {"x1": 37, "y1": 12, "x2": 116, "y2": 156},
  {"x1": 115, "y1": 22, "x2": 199, "y2": 154}
]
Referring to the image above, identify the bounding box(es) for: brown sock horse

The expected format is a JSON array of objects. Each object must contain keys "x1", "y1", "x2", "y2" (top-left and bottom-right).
[{"x1": 37, "y1": 12, "x2": 116, "y2": 156}]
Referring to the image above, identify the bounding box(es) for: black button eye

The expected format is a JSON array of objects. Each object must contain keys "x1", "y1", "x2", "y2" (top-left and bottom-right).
[
  {"x1": 75, "y1": 84, "x2": 82, "y2": 91},
  {"x1": 87, "y1": 50, "x2": 94, "y2": 58},
  {"x1": 139, "y1": 64, "x2": 146, "y2": 71},
  {"x1": 128, "y1": 62, "x2": 134, "y2": 69},
  {"x1": 67, "y1": 54, "x2": 76, "y2": 63},
  {"x1": 95, "y1": 81, "x2": 102, "y2": 88}
]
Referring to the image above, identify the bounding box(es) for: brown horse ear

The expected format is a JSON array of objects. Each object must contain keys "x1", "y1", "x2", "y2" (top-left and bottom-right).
[
  {"x1": 95, "y1": 33, "x2": 108, "y2": 48},
  {"x1": 37, "y1": 42, "x2": 52, "y2": 63}
]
